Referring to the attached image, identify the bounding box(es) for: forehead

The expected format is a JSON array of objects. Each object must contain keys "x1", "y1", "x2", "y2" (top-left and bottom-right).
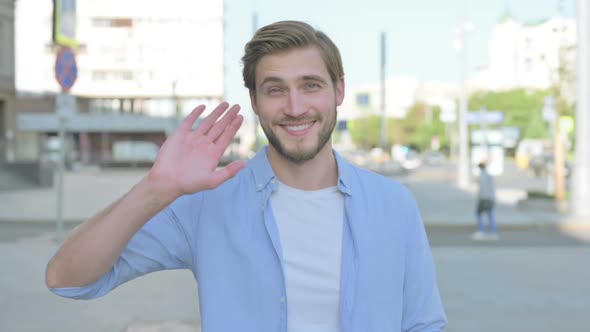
[{"x1": 255, "y1": 47, "x2": 330, "y2": 86}]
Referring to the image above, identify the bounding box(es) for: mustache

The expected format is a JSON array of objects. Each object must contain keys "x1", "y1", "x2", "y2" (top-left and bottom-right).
[{"x1": 275, "y1": 114, "x2": 318, "y2": 125}]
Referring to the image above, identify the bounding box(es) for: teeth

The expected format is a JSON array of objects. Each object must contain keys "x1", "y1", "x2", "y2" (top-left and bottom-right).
[{"x1": 286, "y1": 123, "x2": 312, "y2": 131}]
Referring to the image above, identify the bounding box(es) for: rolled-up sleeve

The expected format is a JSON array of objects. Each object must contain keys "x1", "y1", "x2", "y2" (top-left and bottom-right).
[{"x1": 48, "y1": 196, "x2": 196, "y2": 300}]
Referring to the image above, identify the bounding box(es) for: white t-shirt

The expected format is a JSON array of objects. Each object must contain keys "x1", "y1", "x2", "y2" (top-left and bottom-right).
[{"x1": 271, "y1": 181, "x2": 344, "y2": 332}]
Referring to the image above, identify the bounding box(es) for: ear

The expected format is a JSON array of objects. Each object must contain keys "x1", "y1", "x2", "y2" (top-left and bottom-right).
[
  {"x1": 335, "y1": 78, "x2": 345, "y2": 106},
  {"x1": 249, "y1": 90, "x2": 258, "y2": 115}
]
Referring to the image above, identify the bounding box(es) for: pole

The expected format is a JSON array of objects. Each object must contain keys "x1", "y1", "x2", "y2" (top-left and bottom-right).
[
  {"x1": 456, "y1": 12, "x2": 470, "y2": 188},
  {"x1": 572, "y1": 0, "x2": 590, "y2": 217},
  {"x1": 380, "y1": 32, "x2": 387, "y2": 150},
  {"x1": 56, "y1": 94, "x2": 66, "y2": 241}
]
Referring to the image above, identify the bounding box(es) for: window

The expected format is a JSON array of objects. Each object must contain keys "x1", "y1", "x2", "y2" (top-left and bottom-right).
[
  {"x1": 111, "y1": 18, "x2": 132, "y2": 28},
  {"x1": 120, "y1": 71, "x2": 133, "y2": 80},
  {"x1": 92, "y1": 71, "x2": 106, "y2": 81},
  {"x1": 91, "y1": 71, "x2": 133, "y2": 81},
  {"x1": 525, "y1": 58, "x2": 533, "y2": 72},
  {"x1": 524, "y1": 37, "x2": 532, "y2": 50},
  {"x1": 92, "y1": 18, "x2": 133, "y2": 28}
]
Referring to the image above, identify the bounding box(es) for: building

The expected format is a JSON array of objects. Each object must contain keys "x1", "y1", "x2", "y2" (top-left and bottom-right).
[
  {"x1": 472, "y1": 15, "x2": 576, "y2": 92},
  {"x1": 338, "y1": 76, "x2": 457, "y2": 123},
  {"x1": 12, "y1": 0, "x2": 225, "y2": 167}
]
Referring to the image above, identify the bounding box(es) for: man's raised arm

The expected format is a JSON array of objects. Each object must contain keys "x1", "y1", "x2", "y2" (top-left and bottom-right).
[{"x1": 45, "y1": 102, "x2": 246, "y2": 289}]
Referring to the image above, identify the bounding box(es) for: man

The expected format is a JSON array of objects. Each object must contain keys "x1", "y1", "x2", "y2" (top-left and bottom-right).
[
  {"x1": 471, "y1": 161, "x2": 498, "y2": 241},
  {"x1": 46, "y1": 20, "x2": 446, "y2": 331}
]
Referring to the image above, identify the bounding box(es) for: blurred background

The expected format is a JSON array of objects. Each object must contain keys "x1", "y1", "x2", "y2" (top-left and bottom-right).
[{"x1": 0, "y1": 0, "x2": 589, "y2": 331}]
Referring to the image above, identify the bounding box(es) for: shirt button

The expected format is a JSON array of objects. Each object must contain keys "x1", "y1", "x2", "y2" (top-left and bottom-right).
[
  {"x1": 279, "y1": 296, "x2": 285, "y2": 304},
  {"x1": 257, "y1": 184, "x2": 263, "y2": 189}
]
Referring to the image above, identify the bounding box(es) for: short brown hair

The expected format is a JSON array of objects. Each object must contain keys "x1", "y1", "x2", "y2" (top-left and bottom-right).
[{"x1": 241, "y1": 20, "x2": 344, "y2": 92}]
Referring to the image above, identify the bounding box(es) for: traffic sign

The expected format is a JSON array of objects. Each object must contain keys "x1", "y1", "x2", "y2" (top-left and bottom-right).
[
  {"x1": 55, "y1": 46, "x2": 77, "y2": 92},
  {"x1": 356, "y1": 92, "x2": 370, "y2": 107},
  {"x1": 466, "y1": 110, "x2": 504, "y2": 124}
]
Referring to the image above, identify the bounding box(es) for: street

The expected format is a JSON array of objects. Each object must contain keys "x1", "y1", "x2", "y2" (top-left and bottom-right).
[
  {"x1": 2, "y1": 222, "x2": 589, "y2": 332},
  {"x1": 1, "y1": 161, "x2": 589, "y2": 331}
]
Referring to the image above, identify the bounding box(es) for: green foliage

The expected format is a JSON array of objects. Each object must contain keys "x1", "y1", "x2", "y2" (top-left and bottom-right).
[
  {"x1": 527, "y1": 190, "x2": 570, "y2": 200},
  {"x1": 399, "y1": 102, "x2": 448, "y2": 151},
  {"x1": 468, "y1": 88, "x2": 549, "y2": 139},
  {"x1": 523, "y1": 104, "x2": 548, "y2": 139},
  {"x1": 348, "y1": 115, "x2": 383, "y2": 149},
  {"x1": 347, "y1": 102, "x2": 450, "y2": 152},
  {"x1": 526, "y1": 190, "x2": 555, "y2": 199},
  {"x1": 347, "y1": 115, "x2": 403, "y2": 150}
]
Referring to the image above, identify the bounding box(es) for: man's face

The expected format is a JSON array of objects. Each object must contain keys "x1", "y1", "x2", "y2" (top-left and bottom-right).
[{"x1": 250, "y1": 47, "x2": 345, "y2": 164}]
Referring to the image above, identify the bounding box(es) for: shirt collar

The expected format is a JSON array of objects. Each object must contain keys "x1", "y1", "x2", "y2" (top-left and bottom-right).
[
  {"x1": 249, "y1": 146, "x2": 276, "y2": 192},
  {"x1": 334, "y1": 150, "x2": 354, "y2": 196},
  {"x1": 248, "y1": 145, "x2": 354, "y2": 196}
]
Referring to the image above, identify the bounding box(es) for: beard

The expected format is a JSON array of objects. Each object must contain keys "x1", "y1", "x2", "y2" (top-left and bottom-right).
[{"x1": 260, "y1": 106, "x2": 337, "y2": 164}]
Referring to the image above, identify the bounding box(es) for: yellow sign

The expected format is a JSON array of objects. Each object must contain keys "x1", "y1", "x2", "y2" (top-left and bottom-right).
[
  {"x1": 560, "y1": 116, "x2": 574, "y2": 133},
  {"x1": 53, "y1": 0, "x2": 78, "y2": 47}
]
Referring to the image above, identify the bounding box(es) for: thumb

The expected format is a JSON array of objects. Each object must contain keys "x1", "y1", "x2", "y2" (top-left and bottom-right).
[{"x1": 208, "y1": 160, "x2": 247, "y2": 187}]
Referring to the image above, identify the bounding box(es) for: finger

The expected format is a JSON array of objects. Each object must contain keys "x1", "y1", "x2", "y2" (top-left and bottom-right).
[
  {"x1": 179, "y1": 105, "x2": 206, "y2": 133},
  {"x1": 194, "y1": 102, "x2": 230, "y2": 137},
  {"x1": 214, "y1": 114, "x2": 244, "y2": 148},
  {"x1": 206, "y1": 104, "x2": 241, "y2": 142},
  {"x1": 207, "y1": 160, "x2": 247, "y2": 188}
]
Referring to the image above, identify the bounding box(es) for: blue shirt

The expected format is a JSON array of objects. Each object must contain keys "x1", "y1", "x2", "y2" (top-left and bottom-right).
[{"x1": 49, "y1": 147, "x2": 447, "y2": 331}]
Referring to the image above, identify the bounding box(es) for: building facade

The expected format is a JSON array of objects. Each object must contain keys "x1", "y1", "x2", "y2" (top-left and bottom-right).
[
  {"x1": 12, "y1": 0, "x2": 225, "y2": 166},
  {"x1": 473, "y1": 15, "x2": 576, "y2": 92}
]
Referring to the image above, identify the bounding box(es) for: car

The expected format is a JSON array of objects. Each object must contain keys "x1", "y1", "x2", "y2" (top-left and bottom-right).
[
  {"x1": 421, "y1": 151, "x2": 447, "y2": 166},
  {"x1": 529, "y1": 153, "x2": 570, "y2": 178}
]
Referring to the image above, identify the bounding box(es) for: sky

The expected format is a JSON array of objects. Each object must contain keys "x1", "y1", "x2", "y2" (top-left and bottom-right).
[{"x1": 222, "y1": 0, "x2": 576, "y2": 111}]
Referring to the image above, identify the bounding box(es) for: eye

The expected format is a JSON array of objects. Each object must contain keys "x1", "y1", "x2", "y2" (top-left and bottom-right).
[
  {"x1": 306, "y1": 82, "x2": 320, "y2": 90},
  {"x1": 267, "y1": 86, "x2": 283, "y2": 95}
]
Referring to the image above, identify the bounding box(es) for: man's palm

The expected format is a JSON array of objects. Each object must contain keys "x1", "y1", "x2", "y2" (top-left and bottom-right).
[{"x1": 149, "y1": 102, "x2": 246, "y2": 198}]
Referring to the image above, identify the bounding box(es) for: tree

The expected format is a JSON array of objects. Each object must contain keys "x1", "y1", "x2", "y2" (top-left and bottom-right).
[
  {"x1": 468, "y1": 88, "x2": 550, "y2": 139},
  {"x1": 348, "y1": 115, "x2": 403, "y2": 151},
  {"x1": 347, "y1": 115, "x2": 382, "y2": 149},
  {"x1": 400, "y1": 102, "x2": 448, "y2": 151},
  {"x1": 347, "y1": 102, "x2": 448, "y2": 152}
]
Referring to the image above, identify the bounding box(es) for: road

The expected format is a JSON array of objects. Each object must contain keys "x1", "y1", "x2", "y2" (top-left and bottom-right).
[
  {"x1": 1, "y1": 222, "x2": 589, "y2": 332},
  {"x1": 1, "y1": 161, "x2": 589, "y2": 331}
]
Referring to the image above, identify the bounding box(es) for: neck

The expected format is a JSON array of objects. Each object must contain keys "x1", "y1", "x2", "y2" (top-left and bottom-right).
[{"x1": 267, "y1": 145, "x2": 338, "y2": 191}]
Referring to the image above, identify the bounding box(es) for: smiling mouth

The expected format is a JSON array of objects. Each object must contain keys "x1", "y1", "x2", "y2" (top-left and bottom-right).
[{"x1": 281, "y1": 122, "x2": 315, "y2": 132}]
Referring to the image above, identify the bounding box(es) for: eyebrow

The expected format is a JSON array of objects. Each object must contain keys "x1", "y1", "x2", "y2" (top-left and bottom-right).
[
  {"x1": 258, "y1": 75, "x2": 329, "y2": 88},
  {"x1": 259, "y1": 76, "x2": 284, "y2": 87},
  {"x1": 300, "y1": 75, "x2": 329, "y2": 84}
]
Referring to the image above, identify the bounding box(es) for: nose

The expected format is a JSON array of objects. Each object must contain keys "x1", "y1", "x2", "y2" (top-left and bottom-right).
[{"x1": 285, "y1": 90, "x2": 308, "y2": 118}]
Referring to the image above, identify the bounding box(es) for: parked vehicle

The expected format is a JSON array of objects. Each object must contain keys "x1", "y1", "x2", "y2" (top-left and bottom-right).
[
  {"x1": 529, "y1": 153, "x2": 570, "y2": 178},
  {"x1": 421, "y1": 151, "x2": 447, "y2": 166}
]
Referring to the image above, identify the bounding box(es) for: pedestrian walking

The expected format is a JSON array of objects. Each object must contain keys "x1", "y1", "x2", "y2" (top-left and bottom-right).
[
  {"x1": 45, "y1": 20, "x2": 446, "y2": 331},
  {"x1": 472, "y1": 161, "x2": 499, "y2": 241}
]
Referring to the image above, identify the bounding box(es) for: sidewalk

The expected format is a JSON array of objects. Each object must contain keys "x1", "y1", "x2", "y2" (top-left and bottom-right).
[
  {"x1": 0, "y1": 166, "x2": 146, "y2": 224},
  {"x1": 2, "y1": 166, "x2": 589, "y2": 332},
  {"x1": 0, "y1": 165, "x2": 583, "y2": 228},
  {"x1": 403, "y1": 178, "x2": 565, "y2": 227}
]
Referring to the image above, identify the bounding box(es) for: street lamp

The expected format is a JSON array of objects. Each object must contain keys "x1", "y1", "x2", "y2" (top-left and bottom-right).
[{"x1": 454, "y1": 19, "x2": 474, "y2": 189}]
